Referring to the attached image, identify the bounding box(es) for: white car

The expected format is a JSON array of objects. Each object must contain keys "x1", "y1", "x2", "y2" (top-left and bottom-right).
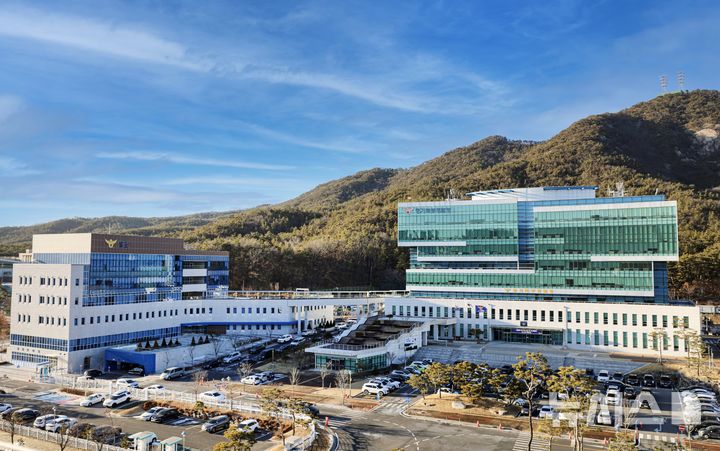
[
  {"x1": 222, "y1": 352, "x2": 242, "y2": 364},
  {"x1": 362, "y1": 382, "x2": 389, "y2": 395},
  {"x1": 140, "y1": 406, "x2": 165, "y2": 421},
  {"x1": 143, "y1": 384, "x2": 166, "y2": 395},
  {"x1": 80, "y1": 393, "x2": 105, "y2": 407},
  {"x1": 258, "y1": 371, "x2": 275, "y2": 382},
  {"x1": 116, "y1": 378, "x2": 139, "y2": 389},
  {"x1": 103, "y1": 391, "x2": 131, "y2": 407},
  {"x1": 238, "y1": 419, "x2": 259, "y2": 432},
  {"x1": 605, "y1": 389, "x2": 622, "y2": 406},
  {"x1": 409, "y1": 361, "x2": 428, "y2": 370},
  {"x1": 538, "y1": 405, "x2": 556, "y2": 419},
  {"x1": 596, "y1": 410, "x2": 613, "y2": 425},
  {"x1": 0, "y1": 403, "x2": 12, "y2": 414},
  {"x1": 241, "y1": 375, "x2": 263, "y2": 385},
  {"x1": 371, "y1": 377, "x2": 400, "y2": 390},
  {"x1": 200, "y1": 391, "x2": 226, "y2": 403},
  {"x1": 46, "y1": 417, "x2": 77, "y2": 433},
  {"x1": 597, "y1": 370, "x2": 610, "y2": 383},
  {"x1": 277, "y1": 334, "x2": 294, "y2": 343},
  {"x1": 34, "y1": 414, "x2": 66, "y2": 428}
]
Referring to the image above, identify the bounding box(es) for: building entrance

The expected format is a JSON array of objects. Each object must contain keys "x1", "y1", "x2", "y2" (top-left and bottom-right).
[{"x1": 493, "y1": 328, "x2": 563, "y2": 345}]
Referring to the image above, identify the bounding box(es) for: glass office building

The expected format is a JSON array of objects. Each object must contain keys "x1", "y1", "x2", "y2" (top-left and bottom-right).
[{"x1": 398, "y1": 186, "x2": 678, "y2": 304}]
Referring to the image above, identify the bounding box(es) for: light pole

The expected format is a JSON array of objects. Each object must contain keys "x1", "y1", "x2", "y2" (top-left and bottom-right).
[{"x1": 181, "y1": 430, "x2": 186, "y2": 450}]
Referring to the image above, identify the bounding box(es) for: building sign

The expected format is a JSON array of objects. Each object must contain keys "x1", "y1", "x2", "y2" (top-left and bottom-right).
[
  {"x1": 512, "y1": 328, "x2": 541, "y2": 335},
  {"x1": 520, "y1": 321, "x2": 528, "y2": 327},
  {"x1": 105, "y1": 239, "x2": 128, "y2": 249},
  {"x1": 402, "y1": 207, "x2": 452, "y2": 215}
]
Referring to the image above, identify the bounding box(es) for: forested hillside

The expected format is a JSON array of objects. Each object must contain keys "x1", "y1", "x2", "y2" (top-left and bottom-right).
[{"x1": 2, "y1": 90, "x2": 720, "y2": 301}]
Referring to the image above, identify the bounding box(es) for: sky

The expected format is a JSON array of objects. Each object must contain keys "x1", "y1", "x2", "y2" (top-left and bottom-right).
[{"x1": 0, "y1": 0, "x2": 719, "y2": 226}]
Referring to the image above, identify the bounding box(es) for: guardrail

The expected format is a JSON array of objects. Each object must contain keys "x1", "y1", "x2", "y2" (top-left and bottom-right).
[
  {"x1": 285, "y1": 422, "x2": 317, "y2": 451},
  {"x1": 0, "y1": 422, "x2": 128, "y2": 451}
]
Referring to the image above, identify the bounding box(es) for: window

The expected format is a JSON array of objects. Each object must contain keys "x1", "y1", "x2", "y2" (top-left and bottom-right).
[
  {"x1": 623, "y1": 331, "x2": 628, "y2": 347},
  {"x1": 642, "y1": 315, "x2": 647, "y2": 327},
  {"x1": 603, "y1": 313, "x2": 608, "y2": 325},
  {"x1": 575, "y1": 311, "x2": 580, "y2": 323},
  {"x1": 642, "y1": 333, "x2": 648, "y2": 349},
  {"x1": 558, "y1": 311, "x2": 563, "y2": 322},
  {"x1": 594, "y1": 330, "x2": 600, "y2": 345},
  {"x1": 429, "y1": 307, "x2": 433, "y2": 317},
  {"x1": 652, "y1": 315, "x2": 657, "y2": 327},
  {"x1": 227, "y1": 308, "x2": 230, "y2": 314},
  {"x1": 683, "y1": 316, "x2": 689, "y2": 328},
  {"x1": 662, "y1": 315, "x2": 667, "y2": 328},
  {"x1": 81, "y1": 318, "x2": 85, "y2": 325},
  {"x1": 632, "y1": 332, "x2": 638, "y2": 348},
  {"x1": 499, "y1": 309, "x2": 503, "y2": 320},
  {"x1": 74, "y1": 318, "x2": 78, "y2": 326},
  {"x1": 524, "y1": 310, "x2": 528, "y2": 321},
  {"x1": 399, "y1": 306, "x2": 404, "y2": 316},
  {"x1": 622, "y1": 313, "x2": 627, "y2": 326},
  {"x1": 612, "y1": 313, "x2": 617, "y2": 325},
  {"x1": 585, "y1": 312, "x2": 590, "y2": 324},
  {"x1": 75, "y1": 279, "x2": 79, "y2": 286},
  {"x1": 585, "y1": 329, "x2": 590, "y2": 345},
  {"x1": 576, "y1": 329, "x2": 581, "y2": 344},
  {"x1": 491, "y1": 308, "x2": 495, "y2": 320},
  {"x1": 532, "y1": 310, "x2": 537, "y2": 321},
  {"x1": 632, "y1": 314, "x2": 637, "y2": 326},
  {"x1": 594, "y1": 312, "x2": 599, "y2": 324},
  {"x1": 541, "y1": 310, "x2": 545, "y2": 322},
  {"x1": 612, "y1": 331, "x2": 618, "y2": 347},
  {"x1": 549, "y1": 311, "x2": 554, "y2": 322},
  {"x1": 507, "y1": 309, "x2": 511, "y2": 320}
]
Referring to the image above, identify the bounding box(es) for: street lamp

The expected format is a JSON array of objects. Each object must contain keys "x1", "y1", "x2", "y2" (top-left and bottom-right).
[{"x1": 181, "y1": 430, "x2": 186, "y2": 450}]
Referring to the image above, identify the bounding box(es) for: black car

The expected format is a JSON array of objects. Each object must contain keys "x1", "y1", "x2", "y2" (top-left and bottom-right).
[
  {"x1": 150, "y1": 408, "x2": 180, "y2": 424},
  {"x1": 690, "y1": 420, "x2": 720, "y2": 433},
  {"x1": 202, "y1": 358, "x2": 223, "y2": 369},
  {"x1": 500, "y1": 365, "x2": 514, "y2": 375},
  {"x1": 625, "y1": 374, "x2": 639, "y2": 386},
  {"x1": 658, "y1": 374, "x2": 673, "y2": 389},
  {"x1": 12, "y1": 408, "x2": 39, "y2": 424},
  {"x1": 0, "y1": 407, "x2": 19, "y2": 419},
  {"x1": 127, "y1": 367, "x2": 145, "y2": 377},
  {"x1": 625, "y1": 387, "x2": 637, "y2": 399},
  {"x1": 202, "y1": 415, "x2": 231, "y2": 433},
  {"x1": 84, "y1": 369, "x2": 103, "y2": 379},
  {"x1": 696, "y1": 425, "x2": 720, "y2": 439},
  {"x1": 642, "y1": 374, "x2": 656, "y2": 388}
]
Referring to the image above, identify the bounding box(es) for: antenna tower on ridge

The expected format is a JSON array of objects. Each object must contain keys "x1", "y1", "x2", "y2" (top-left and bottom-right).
[
  {"x1": 659, "y1": 75, "x2": 668, "y2": 93},
  {"x1": 677, "y1": 71, "x2": 685, "y2": 91}
]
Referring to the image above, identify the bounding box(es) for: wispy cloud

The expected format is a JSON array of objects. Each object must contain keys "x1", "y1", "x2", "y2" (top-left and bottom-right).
[
  {"x1": 0, "y1": 156, "x2": 41, "y2": 176},
  {"x1": 96, "y1": 150, "x2": 293, "y2": 170}
]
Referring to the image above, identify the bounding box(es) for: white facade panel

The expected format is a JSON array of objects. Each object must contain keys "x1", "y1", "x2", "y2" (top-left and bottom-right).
[{"x1": 182, "y1": 268, "x2": 208, "y2": 277}]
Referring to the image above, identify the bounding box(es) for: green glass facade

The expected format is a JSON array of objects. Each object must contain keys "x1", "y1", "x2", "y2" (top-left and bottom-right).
[
  {"x1": 314, "y1": 353, "x2": 388, "y2": 373},
  {"x1": 398, "y1": 188, "x2": 678, "y2": 303}
]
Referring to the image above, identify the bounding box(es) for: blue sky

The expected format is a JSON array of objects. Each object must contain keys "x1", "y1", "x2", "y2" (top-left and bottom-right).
[{"x1": 0, "y1": 0, "x2": 718, "y2": 226}]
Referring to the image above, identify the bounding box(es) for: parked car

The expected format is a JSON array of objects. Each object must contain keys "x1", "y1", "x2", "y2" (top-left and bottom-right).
[
  {"x1": 241, "y1": 375, "x2": 263, "y2": 385},
  {"x1": 301, "y1": 329, "x2": 317, "y2": 337},
  {"x1": 596, "y1": 410, "x2": 613, "y2": 425},
  {"x1": 238, "y1": 419, "x2": 260, "y2": 432},
  {"x1": 642, "y1": 374, "x2": 656, "y2": 388},
  {"x1": 372, "y1": 377, "x2": 401, "y2": 390},
  {"x1": 160, "y1": 367, "x2": 186, "y2": 380},
  {"x1": 0, "y1": 403, "x2": 12, "y2": 415},
  {"x1": 103, "y1": 391, "x2": 131, "y2": 407},
  {"x1": 80, "y1": 393, "x2": 105, "y2": 407},
  {"x1": 46, "y1": 417, "x2": 77, "y2": 433},
  {"x1": 659, "y1": 374, "x2": 673, "y2": 389},
  {"x1": 202, "y1": 415, "x2": 231, "y2": 433},
  {"x1": 612, "y1": 372, "x2": 624, "y2": 381},
  {"x1": 696, "y1": 425, "x2": 720, "y2": 439},
  {"x1": 538, "y1": 405, "x2": 556, "y2": 419},
  {"x1": 127, "y1": 367, "x2": 145, "y2": 377},
  {"x1": 116, "y1": 378, "x2": 139, "y2": 389},
  {"x1": 34, "y1": 414, "x2": 66, "y2": 428},
  {"x1": 11, "y1": 408, "x2": 39, "y2": 424},
  {"x1": 150, "y1": 408, "x2": 180, "y2": 424},
  {"x1": 0, "y1": 407, "x2": 19, "y2": 420},
  {"x1": 140, "y1": 407, "x2": 165, "y2": 421},
  {"x1": 362, "y1": 382, "x2": 389, "y2": 395},
  {"x1": 83, "y1": 369, "x2": 103, "y2": 379},
  {"x1": 290, "y1": 338, "x2": 306, "y2": 347},
  {"x1": 624, "y1": 387, "x2": 637, "y2": 400},
  {"x1": 597, "y1": 370, "x2": 610, "y2": 383},
  {"x1": 403, "y1": 366, "x2": 421, "y2": 375},
  {"x1": 222, "y1": 352, "x2": 243, "y2": 365},
  {"x1": 202, "y1": 358, "x2": 224, "y2": 369},
  {"x1": 277, "y1": 334, "x2": 294, "y2": 343},
  {"x1": 625, "y1": 374, "x2": 639, "y2": 386},
  {"x1": 389, "y1": 370, "x2": 410, "y2": 381},
  {"x1": 143, "y1": 384, "x2": 166, "y2": 395},
  {"x1": 199, "y1": 391, "x2": 226, "y2": 403},
  {"x1": 258, "y1": 371, "x2": 275, "y2": 382}
]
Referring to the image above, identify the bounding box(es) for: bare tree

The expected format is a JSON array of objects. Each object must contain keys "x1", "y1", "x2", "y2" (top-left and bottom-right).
[
  {"x1": 319, "y1": 362, "x2": 331, "y2": 389},
  {"x1": 259, "y1": 387, "x2": 286, "y2": 446},
  {"x1": 289, "y1": 367, "x2": 301, "y2": 396},
  {"x1": 210, "y1": 333, "x2": 224, "y2": 359},
  {"x1": 57, "y1": 424, "x2": 73, "y2": 451},
  {"x1": 187, "y1": 339, "x2": 197, "y2": 367},
  {"x1": 193, "y1": 370, "x2": 208, "y2": 401},
  {"x1": 336, "y1": 370, "x2": 352, "y2": 406},
  {"x1": 4, "y1": 410, "x2": 19, "y2": 444},
  {"x1": 649, "y1": 328, "x2": 668, "y2": 365}
]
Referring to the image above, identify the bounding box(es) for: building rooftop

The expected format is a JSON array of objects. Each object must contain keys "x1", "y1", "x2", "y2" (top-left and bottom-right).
[
  {"x1": 29, "y1": 233, "x2": 228, "y2": 256},
  {"x1": 466, "y1": 186, "x2": 597, "y2": 201}
]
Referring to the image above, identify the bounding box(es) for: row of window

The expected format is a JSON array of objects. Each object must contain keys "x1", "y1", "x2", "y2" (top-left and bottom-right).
[
  {"x1": 17, "y1": 314, "x2": 67, "y2": 327},
  {"x1": 227, "y1": 306, "x2": 283, "y2": 315},
  {"x1": 11, "y1": 352, "x2": 53, "y2": 364},
  {"x1": 10, "y1": 334, "x2": 68, "y2": 351},
  {"x1": 73, "y1": 308, "x2": 186, "y2": 326},
  {"x1": 567, "y1": 329, "x2": 683, "y2": 351},
  {"x1": 390, "y1": 304, "x2": 691, "y2": 330},
  {"x1": 16, "y1": 276, "x2": 80, "y2": 287},
  {"x1": 69, "y1": 327, "x2": 180, "y2": 351}
]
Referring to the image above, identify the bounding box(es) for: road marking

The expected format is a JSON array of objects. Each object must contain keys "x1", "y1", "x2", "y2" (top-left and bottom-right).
[{"x1": 512, "y1": 432, "x2": 550, "y2": 451}]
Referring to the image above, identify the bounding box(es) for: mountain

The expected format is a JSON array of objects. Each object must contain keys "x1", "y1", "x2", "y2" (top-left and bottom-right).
[{"x1": 2, "y1": 90, "x2": 720, "y2": 300}]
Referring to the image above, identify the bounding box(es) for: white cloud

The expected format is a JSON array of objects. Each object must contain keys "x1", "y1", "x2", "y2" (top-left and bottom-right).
[
  {"x1": 0, "y1": 156, "x2": 41, "y2": 176},
  {"x1": 96, "y1": 150, "x2": 293, "y2": 171},
  {"x1": 0, "y1": 7, "x2": 204, "y2": 70}
]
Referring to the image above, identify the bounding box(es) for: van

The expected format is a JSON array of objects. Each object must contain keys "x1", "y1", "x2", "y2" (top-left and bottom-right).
[{"x1": 160, "y1": 367, "x2": 185, "y2": 380}]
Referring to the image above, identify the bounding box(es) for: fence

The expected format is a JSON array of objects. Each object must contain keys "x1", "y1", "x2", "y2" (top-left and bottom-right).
[
  {"x1": 285, "y1": 422, "x2": 317, "y2": 451},
  {"x1": 0, "y1": 422, "x2": 128, "y2": 451}
]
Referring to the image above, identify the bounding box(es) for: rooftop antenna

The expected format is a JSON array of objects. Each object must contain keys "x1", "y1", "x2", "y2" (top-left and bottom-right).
[
  {"x1": 608, "y1": 181, "x2": 625, "y2": 198},
  {"x1": 659, "y1": 75, "x2": 668, "y2": 93},
  {"x1": 677, "y1": 71, "x2": 685, "y2": 91}
]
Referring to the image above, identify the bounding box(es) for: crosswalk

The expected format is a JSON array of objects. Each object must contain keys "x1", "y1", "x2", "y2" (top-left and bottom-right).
[
  {"x1": 373, "y1": 398, "x2": 410, "y2": 415},
  {"x1": 512, "y1": 432, "x2": 550, "y2": 451},
  {"x1": 326, "y1": 408, "x2": 366, "y2": 428}
]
